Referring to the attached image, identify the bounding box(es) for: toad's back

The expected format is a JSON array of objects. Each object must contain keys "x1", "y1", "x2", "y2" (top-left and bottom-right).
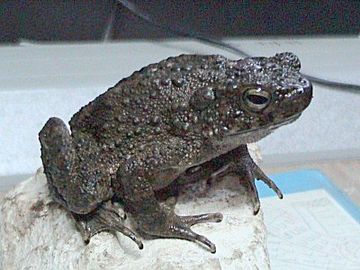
[{"x1": 69, "y1": 54, "x2": 227, "y2": 144}]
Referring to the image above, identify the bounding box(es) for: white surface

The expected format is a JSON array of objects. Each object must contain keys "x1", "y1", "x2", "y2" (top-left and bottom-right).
[
  {"x1": 0, "y1": 167, "x2": 270, "y2": 270},
  {"x1": 262, "y1": 189, "x2": 360, "y2": 270},
  {"x1": 1, "y1": 37, "x2": 360, "y2": 179}
]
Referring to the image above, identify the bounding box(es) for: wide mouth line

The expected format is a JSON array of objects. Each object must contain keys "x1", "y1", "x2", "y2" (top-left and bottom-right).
[{"x1": 228, "y1": 113, "x2": 301, "y2": 137}]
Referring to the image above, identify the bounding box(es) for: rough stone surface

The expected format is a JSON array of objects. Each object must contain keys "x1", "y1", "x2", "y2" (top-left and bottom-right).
[{"x1": 0, "y1": 145, "x2": 270, "y2": 270}]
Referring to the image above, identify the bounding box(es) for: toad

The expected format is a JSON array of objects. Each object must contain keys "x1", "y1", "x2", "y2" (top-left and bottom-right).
[{"x1": 39, "y1": 52, "x2": 312, "y2": 253}]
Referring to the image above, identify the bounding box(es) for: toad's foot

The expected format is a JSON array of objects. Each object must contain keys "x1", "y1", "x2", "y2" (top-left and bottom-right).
[
  {"x1": 115, "y1": 167, "x2": 223, "y2": 253},
  {"x1": 212, "y1": 145, "x2": 283, "y2": 215},
  {"x1": 147, "y1": 210, "x2": 223, "y2": 253},
  {"x1": 174, "y1": 144, "x2": 283, "y2": 215},
  {"x1": 238, "y1": 161, "x2": 283, "y2": 215},
  {"x1": 72, "y1": 201, "x2": 143, "y2": 249}
]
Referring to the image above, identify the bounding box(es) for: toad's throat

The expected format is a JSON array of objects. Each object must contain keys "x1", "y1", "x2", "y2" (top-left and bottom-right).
[{"x1": 229, "y1": 113, "x2": 302, "y2": 137}]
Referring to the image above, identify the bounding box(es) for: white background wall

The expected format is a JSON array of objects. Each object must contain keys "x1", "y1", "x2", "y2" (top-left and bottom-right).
[{"x1": 1, "y1": 37, "x2": 359, "y2": 189}]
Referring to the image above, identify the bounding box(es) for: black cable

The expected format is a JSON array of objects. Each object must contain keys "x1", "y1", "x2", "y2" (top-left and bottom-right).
[
  {"x1": 116, "y1": 0, "x2": 251, "y2": 58},
  {"x1": 117, "y1": 0, "x2": 360, "y2": 93}
]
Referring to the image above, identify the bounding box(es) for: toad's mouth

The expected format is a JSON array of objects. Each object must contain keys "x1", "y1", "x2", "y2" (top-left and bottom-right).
[
  {"x1": 229, "y1": 113, "x2": 302, "y2": 137},
  {"x1": 269, "y1": 113, "x2": 302, "y2": 130}
]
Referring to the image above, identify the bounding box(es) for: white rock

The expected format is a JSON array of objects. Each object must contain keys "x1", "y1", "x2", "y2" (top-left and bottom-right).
[{"x1": 0, "y1": 145, "x2": 270, "y2": 270}]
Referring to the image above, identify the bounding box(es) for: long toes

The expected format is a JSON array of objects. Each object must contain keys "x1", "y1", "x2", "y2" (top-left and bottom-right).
[
  {"x1": 259, "y1": 176, "x2": 283, "y2": 199},
  {"x1": 248, "y1": 179, "x2": 261, "y2": 215},
  {"x1": 171, "y1": 225, "x2": 217, "y2": 253},
  {"x1": 253, "y1": 166, "x2": 283, "y2": 199},
  {"x1": 269, "y1": 182, "x2": 283, "y2": 199},
  {"x1": 112, "y1": 223, "x2": 144, "y2": 249},
  {"x1": 73, "y1": 203, "x2": 143, "y2": 250},
  {"x1": 194, "y1": 232, "x2": 217, "y2": 254},
  {"x1": 253, "y1": 200, "x2": 260, "y2": 215},
  {"x1": 181, "y1": 213, "x2": 223, "y2": 226},
  {"x1": 97, "y1": 210, "x2": 143, "y2": 249},
  {"x1": 73, "y1": 214, "x2": 109, "y2": 243}
]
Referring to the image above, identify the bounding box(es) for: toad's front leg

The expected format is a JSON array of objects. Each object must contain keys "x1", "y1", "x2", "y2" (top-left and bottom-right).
[
  {"x1": 211, "y1": 144, "x2": 283, "y2": 214},
  {"x1": 114, "y1": 161, "x2": 223, "y2": 253},
  {"x1": 175, "y1": 144, "x2": 283, "y2": 215}
]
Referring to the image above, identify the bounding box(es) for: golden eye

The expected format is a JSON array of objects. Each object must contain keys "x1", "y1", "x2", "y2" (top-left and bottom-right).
[{"x1": 243, "y1": 88, "x2": 271, "y2": 111}]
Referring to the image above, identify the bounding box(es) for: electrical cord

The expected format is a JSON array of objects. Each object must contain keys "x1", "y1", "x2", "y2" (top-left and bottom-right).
[{"x1": 116, "y1": 0, "x2": 360, "y2": 93}]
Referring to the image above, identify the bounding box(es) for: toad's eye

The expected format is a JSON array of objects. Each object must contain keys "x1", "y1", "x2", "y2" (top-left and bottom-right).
[{"x1": 243, "y1": 88, "x2": 271, "y2": 111}]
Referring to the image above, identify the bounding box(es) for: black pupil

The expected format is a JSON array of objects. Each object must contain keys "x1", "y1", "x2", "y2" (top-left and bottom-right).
[{"x1": 247, "y1": 94, "x2": 268, "y2": 105}]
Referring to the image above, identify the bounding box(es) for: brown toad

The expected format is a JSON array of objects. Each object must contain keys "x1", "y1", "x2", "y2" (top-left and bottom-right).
[{"x1": 39, "y1": 53, "x2": 312, "y2": 253}]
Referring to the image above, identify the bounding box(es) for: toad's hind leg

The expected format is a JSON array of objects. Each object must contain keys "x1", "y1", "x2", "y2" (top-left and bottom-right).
[
  {"x1": 39, "y1": 117, "x2": 102, "y2": 214},
  {"x1": 39, "y1": 117, "x2": 142, "y2": 248},
  {"x1": 115, "y1": 165, "x2": 223, "y2": 253},
  {"x1": 72, "y1": 201, "x2": 143, "y2": 249}
]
